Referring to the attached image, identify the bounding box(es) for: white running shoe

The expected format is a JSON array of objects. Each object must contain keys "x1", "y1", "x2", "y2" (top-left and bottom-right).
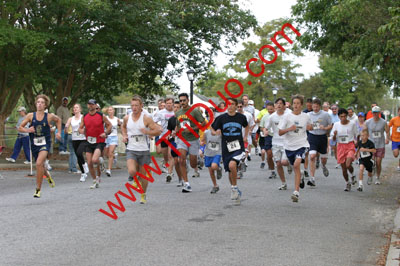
[
  {"x1": 105, "y1": 169, "x2": 111, "y2": 177},
  {"x1": 192, "y1": 171, "x2": 200, "y2": 178},
  {"x1": 80, "y1": 173, "x2": 87, "y2": 182},
  {"x1": 90, "y1": 177, "x2": 100, "y2": 189},
  {"x1": 278, "y1": 184, "x2": 287, "y2": 190},
  {"x1": 397, "y1": 166, "x2": 400, "y2": 172},
  {"x1": 6, "y1": 158, "x2": 16, "y2": 163},
  {"x1": 375, "y1": 179, "x2": 381, "y2": 185},
  {"x1": 24, "y1": 160, "x2": 31, "y2": 165}
]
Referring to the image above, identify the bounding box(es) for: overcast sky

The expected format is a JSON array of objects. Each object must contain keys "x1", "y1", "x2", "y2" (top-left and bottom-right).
[{"x1": 176, "y1": 0, "x2": 321, "y2": 93}]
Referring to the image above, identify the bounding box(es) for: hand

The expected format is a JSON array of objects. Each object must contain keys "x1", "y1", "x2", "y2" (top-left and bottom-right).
[
  {"x1": 123, "y1": 136, "x2": 128, "y2": 143},
  {"x1": 99, "y1": 133, "x2": 107, "y2": 139},
  {"x1": 333, "y1": 130, "x2": 338, "y2": 135},
  {"x1": 171, "y1": 130, "x2": 176, "y2": 137},
  {"x1": 289, "y1": 125, "x2": 297, "y2": 131},
  {"x1": 56, "y1": 132, "x2": 61, "y2": 141},
  {"x1": 244, "y1": 137, "x2": 248, "y2": 143},
  {"x1": 140, "y1": 128, "x2": 148, "y2": 135},
  {"x1": 319, "y1": 125, "x2": 325, "y2": 130},
  {"x1": 79, "y1": 128, "x2": 84, "y2": 135},
  {"x1": 359, "y1": 147, "x2": 365, "y2": 152},
  {"x1": 385, "y1": 138, "x2": 389, "y2": 144},
  {"x1": 27, "y1": 126, "x2": 35, "y2": 133}
]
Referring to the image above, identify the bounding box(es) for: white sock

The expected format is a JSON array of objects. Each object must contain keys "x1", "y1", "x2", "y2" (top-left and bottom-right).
[
  {"x1": 311, "y1": 177, "x2": 315, "y2": 181},
  {"x1": 359, "y1": 180, "x2": 363, "y2": 186}
]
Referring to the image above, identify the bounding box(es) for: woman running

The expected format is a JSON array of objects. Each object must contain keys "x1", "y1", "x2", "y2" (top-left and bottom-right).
[{"x1": 105, "y1": 106, "x2": 121, "y2": 177}]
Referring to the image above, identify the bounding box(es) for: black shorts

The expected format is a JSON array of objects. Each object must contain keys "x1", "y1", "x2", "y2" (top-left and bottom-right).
[
  {"x1": 85, "y1": 142, "x2": 106, "y2": 153},
  {"x1": 259, "y1": 135, "x2": 272, "y2": 151},
  {"x1": 170, "y1": 140, "x2": 178, "y2": 158},
  {"x1": 308, "y1": 133, "x2": 328, "y2": 154},
  {"x1": 161, "y1": 141, "x2": 169, "y2": 148},
  {"x1": 359, "y1": 158, "x2": 373, "y2": 173}
]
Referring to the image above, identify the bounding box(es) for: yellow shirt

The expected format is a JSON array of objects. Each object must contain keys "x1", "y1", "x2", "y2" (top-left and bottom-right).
[{"x1": 257, "y1": 109, "x2": 268, "y2": 121}]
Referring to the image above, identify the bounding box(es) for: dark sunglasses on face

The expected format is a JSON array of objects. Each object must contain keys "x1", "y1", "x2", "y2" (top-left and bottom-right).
[{"x1": 179, "y1": 99, "x2": 187, "y2": 103}]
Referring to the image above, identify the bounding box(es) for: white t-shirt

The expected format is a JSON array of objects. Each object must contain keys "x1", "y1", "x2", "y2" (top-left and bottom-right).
[
  {"x1": 266, "y1": 112, "x2": 286, "y2": 146},
  {"x1": 107, "y1": 116, "x2": 119, "y2": 136},
  {"x1": 252, "y1": 109, "x2": 260, "y2": 133},
  {"x1": 331, "y1": 120, "x2": 358, "y2": 144},
  {"x1": 153, "y1": 109, "x2": 175, "y2": 135},
  {"x1": 278, "y1": 112, "x2": 311, "y2": 151},
  {"x1": 260, "y1": 112, "x2": 274, "y2": 137},
  {"x1": 241, "y1": 111, "x2": 254, "y2": 142}
]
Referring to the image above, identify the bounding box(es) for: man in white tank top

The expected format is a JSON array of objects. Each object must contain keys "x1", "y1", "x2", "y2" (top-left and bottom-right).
[{"x1": 122, "y1": 95, "x2": 162, "y2": 204}]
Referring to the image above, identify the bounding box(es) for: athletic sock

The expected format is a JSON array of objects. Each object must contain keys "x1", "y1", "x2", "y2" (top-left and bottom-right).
[{"x1": 359, "y1": 180, "x2": 363, "y2": 186}]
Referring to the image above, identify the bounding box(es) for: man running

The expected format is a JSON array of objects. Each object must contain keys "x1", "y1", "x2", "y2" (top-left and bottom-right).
[
  {"x1": 175, "y1": 93, "x2": 206, "y2": 192},
  {"x1": 212, "y1": 98, "x2": 249, "y2": 204},
  {"x1": 79, "y1": 99, "x2": 112, "y2": 189},
  {"x1": 279, "y1": 95, "x2": 312, "y2": 202},
  {"x1": 364, "y1": 106, "x2": 389, "y2": 185},
  {"x1": 307, "y1": 98, "x2": 332, "y2": 187},
  {"x1": 259, "y1": 102, "x2": 276, "y2": 179},
  {"x1": 329, "y1": 104, "x2": 340, "y2": 167},
  {"x1": 19, "y1": 94, "x2": 61, "y2": 198},
  {"x1": 237, "y1": 100, "x2": 255, "y2": 176},
  {"x1": 389, "y1": 107, "x2": 400, "y2": 171},
  {"x1": 167, "y1": 101, "x2": 184, "y2": 185},
  {"x1": 122, "y1": 95, "x2": 161, "y2": 204}
]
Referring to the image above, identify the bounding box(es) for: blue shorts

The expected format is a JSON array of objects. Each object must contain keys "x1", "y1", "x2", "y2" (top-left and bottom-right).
[
  {"x1": 329, "y1": 139, "x2": 337, "y2": 146},
  {"x1": 308, "y1": 133, "x2": 328, "y2": 154},
  {"x1": 392, "y1": 141, "x2": 400, "y2": 150},
  {"x1": 155, "y1": 136, "x2": 160, "y2": 143},
  {"x1": 200, "y1": 144, "x2": 206, "y2": 153},
  {"x1": 285, "y1": 147, "x2": 308, "y2": 165},
  {"x1": 259, "y1": 135, "x2": 272, "y2": 151},
  {"x1": 32, "y1": 144, "x2": 50, "y2": 161},
  {"x1": 205, "y1": 155, "x2": 221, "y2": 167},
  {"x1": 222, "y1": 150, "x2": 245, "y2": 172},
  {"x1": 106, "y1": 135, "x2": 118, "y2": 147}
]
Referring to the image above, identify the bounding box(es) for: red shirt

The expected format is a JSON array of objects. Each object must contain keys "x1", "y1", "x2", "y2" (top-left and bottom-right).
[{"x1": 83, "y1": 112, "x2": 105, "y2": 143}]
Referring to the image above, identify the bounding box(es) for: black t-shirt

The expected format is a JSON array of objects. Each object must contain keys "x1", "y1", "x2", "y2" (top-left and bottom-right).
[
  {"x1": 211, "y1": 112, "x2": 248, "y2": 155},
  {"x1": 167, "y1": 115, "x2": 177, "y2": 142},
  {"x1": 357, "y1": 139, "x2": 375, "y2": 160}
]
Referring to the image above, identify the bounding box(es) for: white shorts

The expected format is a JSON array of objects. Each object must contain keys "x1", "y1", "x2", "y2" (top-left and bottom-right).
[{"x1": 272, "y1": 145, "x2": 288, "y2": 162}]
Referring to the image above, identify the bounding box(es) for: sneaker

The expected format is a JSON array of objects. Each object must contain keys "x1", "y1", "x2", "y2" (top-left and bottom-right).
[
  {"x1": 260, "y1": 162, "x2": 265, "y2": 169},
  {"x1": 128, "y1": 176, "x2": 134, "y2": 182},
  {"x1": 316, "y1": 159, "x2": 320, "y2": 169},
  {"x1": 375, "y1": 179, "x2": 381, "y2": 185},
  {"x1": 231, "y1": 187, "x2": 241, "y2": 200},
  {"x1": 367, "y1": 176, "x2": 372, "y2": 185},
  {"x1": 182, "y1": 183, "x2": 192, "y2": 193},
  {"x1": 357, "y1": 185, "x2": 363, "y2": 192},
  {"x1": 238, "y1": 170, "x2": 243, "y2": 179},
  {"x1": 287, "y1": 165, "x2": 293, "y2": 175},
  {"x1": 177, "y1": 180, "x2": 184, "y2": 187},
  {"x1": 278, "y1": 183, "x2": 287, "y2": 190},
  {"x1": 105, "y1": 169, "x2": 111, "y2": 177},
  {"x1": 300, "y1": 175, "x2": 305, "y2": 189},
  {"x1": 210, "y1": 186, "x2": 220, "y2": 194},
  {"x1": 255, "y1": 147, "x2": 259, "y2": 156},
  {"x1": 192, "y1": 171, "x2": 200, "y2": 178},
  {"x1": 291, "y1": 192, "x2": 299, "y2": 202},
  {"x1": 24, "y1": 160, "x2": 31, "y2": 165},
  {"x1": 99, "y1": 157, "x2": 105, "y2": 172},
  {"x1": 90, "y1": 177, "x2": 100, "y2": 189},
  {"x1": 83, "y1": 163, "x2": 89, "y2": 174},
  {"x1": 397, "y1": 166, "x2": 400, "y2": 172},
  {"x1": 351, "y1": 175, "x2": 356, "y2": 185},
  {"x1": 162, "y1": 164, "x2": 168, "y2": 173},
  {"x1": 140, "y1": 193, "x2": 147, "y2": 204},
  {"x1": 47, "y1": 172, "x2": 55, "y2": 188},
  {"x1": 5, "y1": 158, "x2": 15, "y2": 163},
  {"x1": 322, "y1": 165, "x2": 329, "y2": 177},
  {"x1": 198, "y1": 158, "x2": 204, "y2": 169},
  {"x1": 344, "y1": 182, "x2": 351, "y2": 192},
  {"x1": 166, "y1": 173, "x2": 172, "y2": 183},
  {"x1": 80, "y1": 173, "x2": 87, "y2": 182},
  {"x1": 45, "y1": 160, "x2": 52, "y2": 171},
  {"x1": 307, "y1": 179, "x2": 316, "y2": 187},
  {"x1": 33, "y1": 189, "x2": 41, "y2": 198},
  {"x1": 132, "y1": 179, "x2": 141, "y2": 189},
  {"x1": 269, "y1": 172, "x2": 277, "y2": 179},
  {"x1": 217, "y1": 167, "x2": 222, "y2": 180},
  {"x1": 335, "y1": 164, "x2": 340, "y2": 169},
  {"x1": 247, "y1": 155, "x2": 251, "y2": 161},
  {"x1": 303, "y1": 170, "x2": 309, "y2": 178}
]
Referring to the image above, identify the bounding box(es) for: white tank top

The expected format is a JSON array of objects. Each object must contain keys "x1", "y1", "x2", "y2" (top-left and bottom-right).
[
  {"x1": 71, "y1": 114, "x2": 86, "y2": 140},
  {"x1": 126, "y1": 112, "x2": 149, "y2": 151},
  {"x1": 107, "y1": 116, "x2": 119, "y2": 136}
]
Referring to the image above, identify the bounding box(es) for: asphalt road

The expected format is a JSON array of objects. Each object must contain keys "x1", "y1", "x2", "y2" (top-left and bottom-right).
[{"x1": 1, "y1": 147, "x2": 400, "y2": 266}]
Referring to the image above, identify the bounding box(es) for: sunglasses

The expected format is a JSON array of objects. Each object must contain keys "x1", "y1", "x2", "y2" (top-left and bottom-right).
[
  {"x1": 179, "y1": 99, "x2": 187, "y2": 102},
  {"x1": 237, "y1": 106, "x2": 243, "y2": 108}
]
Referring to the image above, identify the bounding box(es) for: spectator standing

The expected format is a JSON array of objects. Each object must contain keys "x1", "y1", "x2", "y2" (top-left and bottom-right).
[
  {"x1": 56, "y1": 97, "x2": 71, "y2": 154},
  {"x1": 6, "y1": 107, "x2": 31, "y2": 164}
]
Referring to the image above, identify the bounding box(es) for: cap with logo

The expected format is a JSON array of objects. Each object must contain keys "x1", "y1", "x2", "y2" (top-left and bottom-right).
[
  {"x1": 17, "y1": 106, "x2": 26, "y2": 112},
  {"x1": 88, "y1": 99, "x2": 97, "y2": 105},
  {"x1": 372, "y1": 106, "x2": 381, "y2": 113},
  {"x1": 357, "y1": 112, "x2": 365, "y2": 117}
]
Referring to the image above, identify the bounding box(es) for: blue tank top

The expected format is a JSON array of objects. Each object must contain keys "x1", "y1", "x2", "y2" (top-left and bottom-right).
[{"x1": 30, "y1": 112, "x2": 51, "y2": 147}]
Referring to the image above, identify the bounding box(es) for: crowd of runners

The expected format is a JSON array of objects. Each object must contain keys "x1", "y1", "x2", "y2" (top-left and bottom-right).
[{"x1": 4, "y1": 92, "x2": 400, "y2": 204}]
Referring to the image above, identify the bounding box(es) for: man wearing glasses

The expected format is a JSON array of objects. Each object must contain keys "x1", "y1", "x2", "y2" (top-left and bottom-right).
[{"x1": 175, "y1": 93, "x2": 206, "y2": 192}]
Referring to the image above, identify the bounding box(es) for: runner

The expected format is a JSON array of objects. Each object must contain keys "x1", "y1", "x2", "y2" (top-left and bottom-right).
[
  {"x1": 167, "y1": 101, "x2": 184, "y2": 185},
  {"x1": 237, "y1": 100, "x2": 255, "y2": 177},
  {"x1": 302, "y1": 99, "x2": 313, "y2": 180},
  {"x1": 329, "y1": 104, "x2": 340, "y2": 167},
  {"x1": 347, "y1": 107, "x2": 357, "y2": 122},
  {"x1": 201, "y1": 127, "x2": 222, "y2": 193},
  {"x1": 356, "y1": 112, "x2": 366, "y2": 140},
  {"x1": 122, "y1": 95, "x2": 161, "y2": 204},
  {"x1": 175, "y1": 93, "x2": 206, "y2": 192},
  {"x1": 303, "y1": 98, "x2": 313, "y2": 113},
  {"x1": 366, "y1": 102, "x2": 385, "y2": 120},
  {"x1": 211, "y1": 98, "x2": 249, "y2": 204},
  {"x1": 64, "y1": 104, "x2": 89, "y2": 182},
  {"x1": 307, "y1": 98, "x2": 332, "y2": 187},
  {"x1": 331, "y1": 108, "x2": 358, "y2": 191},
  {"x1": 249, "y1": 100, "x2": 260, "y2": 156},
  {"x1": 389, "y1": 107, "x2": 400, "y2": 171},
  {"x1": 153, "y1": 98, "x2": 166, "y2": 156},
  {"x1": 355, "y1": 129, "x2": 376, "y2": 191},
  {"x1": 19, "y1": 94, "x2": 61, "y2": 198},
  {"x1": 278, "y1": 94, "x2": 312, "y2": 202},
  {"x1": 104, "y1": 106, "x2": 121, "y2": 177},
  {"x1": 79, "y1": 99, "x2": 112, "y2": 189},
  {"x1": 259, "y1": 102, "x2": 276, "y2": 179},
  {"x1": 266, "y1": 98, "x2": 291, "y2": 190},
  {"x1": 322, "y1": 102, "x2": 332, "y2": 115},
  {"x1": 364, "y1": 106, "x2": 389, "y2": 185}
]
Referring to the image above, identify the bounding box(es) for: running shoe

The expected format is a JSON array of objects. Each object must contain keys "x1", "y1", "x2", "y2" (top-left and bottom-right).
[
  {"x1": 344, "y1": 182, "x2": 351, "y2": 192},
  {"x1": 260, "y1": 162, "x2": 265, "y2": 169},
  {"x1": 90, "y1": 177, "x2": 100, "y2": 189},
  {"x1": 351, "y1": 175, "x2": 356, "y2": 185},
  {"x1": 357, "y1": 185, "x2": 363, "y2": 192},
  {"x1": 105, "y1": 169, "x2": 111, "y2": 177},
  {"x1": 162, "y1": 164, "x2": 168, "y2": 173},
  {"x1": 128, "y1": 176, "x2": 134, "y2": 182},
  {"x1": 24, "y1": 160, "x2": 30, "y2": 165},
  {"x1": 217, "y1": 167, "x2": 222, "y2": 180},
  {"x1": 316, "y1": 159, "x2": 320, "y2": 169},
  {"x1": 375, "y1": 179, "x2": 381, "y2": 185},
  {"x1": 166, "y1": 173, "x2": 172, "y2": 183},
  {"x1": 240, "y1": 161, "x2": 247, "y2": 172},
  {"x1": 198, "y1": 157, "x2": 204, "y2": 169},
  {"x1": 335, "y1": 164, "x2": 340, "y2": 169},
  {"x1": 231, "y1": 187, "x2": 241, "y2": 200},
  {"x1": 300, "y1": 174, "x2": 305, "y2": 189},
  {"x1": 182, "y1": 183, "x2": 192, "y2": 193},
  {"x1": 177, "y1": 180, "x2": 184, "y2": 187},
  {"x1": 192, "y1": 171, "x2": 200, "y2": 178},
  {"x1": 247, "y1": 155, "x2": 251, "y2": 161},
  {"x1": 397, "y1": 166, "x2": 400, "y2": 172},
  {"x1": 278, "y1": 183, "x2": 287, "y2": 190},
  {"x1": 45, "y1": 160, "x2": 53, "y2": 171},
  {"x1": 255, "y1": 147, "x2": 259, "y2": 156},
  {"x1": 307, "y1": 179, "x2": 316, "y2": 187},
  {"x1": 132, "y1": 179, "x2": 141, "y2": 189},
  {"x1": 140, "y1": 193, "x2": 147, "y2": 204},
  {"x1": 291, "y1": 191, "x2": 299, "y2": 202},
  {"x1": 80, "y1": 173, "x2": 87, "y2": 182},
  {"x1": 99, "y1": 157, "x2": 105, "y2": 172},
  {"x1": 287, "y1": 165, "x2": 293, "y2": 175},
  {"x1": 33, "y1": 189, "x2": 41, "y2": 198},
  {"x1": 322, "y1": 165, "x2": 329, "y2": 177},
  {"x1": 367, "y1": 176, "x2": 372, "y2": 185},
  {"x1": 5, "y1": 157, "x2": 16, "y2": 163},
  {"x1": 303, "y1": 170, "x2": 309, "y2": 178},
  {"x1": 210, "y1": 186, "x2": 219, "y2": 194},
  {"x1": 47, "y1": 172, "x2": 55, "y2": 188},
  {"x1": 269, "y1": 172, "x2": 277, "y2": 179}
]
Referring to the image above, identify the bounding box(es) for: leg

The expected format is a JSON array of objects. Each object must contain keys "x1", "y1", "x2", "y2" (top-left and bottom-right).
[
  {"x1": 178, "y1": 149, "x2": 189, "y2": 182},
  {"x1": 209, "y1": 164, "x2": 218, "y2": 187},
  {"x1": 341, "y1": 163, "x2": 349, "y2": 182},
  {"x1": 73, "y1": 140, "x2": 86, "y2": 173},
  {"x1": 22, "y1": 136, "x2": 31, "y2": 162},
  {"x1": 276, "y1": 160, "x2": 286, "y2": 183},
  {"x1": 92, "y1": 148, "x2": 102, "y2": 177},
  {"x1": 86, "y1": 152, "x2": 96, "y2": 179},
  {"x1": 266, "y1": 149, "x2": 274, "y2": 171},
  {"x1": 107, "y1": 145, "x2": 116, "y2": 170},
  {"x1": 10, "y1": 136, "x2": 23, "y2": 160},
  {"x1": 228, "y1": 160, "x2": 238, "y2": 186},
  {"x1": 293, "y1": 158, "x2": 302, "y2": 192},
  {"x1": 35, "y1": 151, "x2": 48, "y2": 190},
  {"x1": 359, "y1": 164, "x2": 365, "y2": 181},
  {"x1": 309, "y1": 152, "x2": 317, "y2": 177},
  {"x1": 376, "y1": 156, "x2": 383, "y2": 178}
]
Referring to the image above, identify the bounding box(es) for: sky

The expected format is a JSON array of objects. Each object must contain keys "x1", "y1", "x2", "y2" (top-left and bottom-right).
[{"x1": 176, "y1": 0, "x2": 321, "y2": 94}]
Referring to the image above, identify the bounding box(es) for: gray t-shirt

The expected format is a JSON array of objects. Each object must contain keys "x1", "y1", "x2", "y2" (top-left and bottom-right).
[
  {"x1": 204, "y1": 130, "x2": 222, "y2": 157},
  {"x1": 366, "y1": 118, "x2": 386, "y2": 148},
  {"x1": 244, "y1": 105, "x2": 255, "y2": 116},
  {"x1": 308, "y1": 110, "x2": 332, "y2": 135},
  {"x1": 17, "y1": 116, "x2": 29, "y2": 136}
]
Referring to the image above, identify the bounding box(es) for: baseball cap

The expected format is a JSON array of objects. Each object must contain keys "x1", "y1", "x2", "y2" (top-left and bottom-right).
[
  {"x1": 249, "y1": 100, "x2": 254, "y2": 105},
  {"x1": 88, "y1": 99, "x2": 97, "y2": 105},
  {"x1": 62, "y1": 97, "x2": 68, "y2": 101},
  {"x1": 17, "y1": 106, "x2": 26, "y2": 112},
  {"x1": 372, "y1": 106, "x2": 381, "y2": 113},
  {"x1": 357, "y1": 112, "x2": 365, "y2": 117}
]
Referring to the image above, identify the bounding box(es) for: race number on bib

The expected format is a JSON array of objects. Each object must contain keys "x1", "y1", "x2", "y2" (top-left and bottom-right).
[
  {"x1": 33, "y1": 136, "x2": 46, "y2": 146},
  {"x1": 360, "y1": 151, "x2": 370, "y2": 158},
  {"x1": 372, "y1": 131, "x2": 381, "y2": 138},
  {"x1": 227, "y1": 140, "x2": 240, "y2": 152},
  {"x1": 312, "y1": 121, "x2": 320, "y2": 130},
  {"x1": 208, "y1": 142, "x2": 220, "y2": 151},
  {"x1": 397, "y1": 127, "x2": 400, "y2": 133},
  {"x1": 260, "y1": 131, "x2": 266, "y2": 137},
  {"x1": 130, "y1": 134, "x2": 145, "y2": 143},
  {"x1": 338, "y1": 135, "x2": 349, "y2": 143},
  {"x1": 74, "y1": 131, "x2": 80, "y2": 137},
  {"x1": 180, "y1": 121, "x2": 189, "y2": 128},
  {"x1": 87, "y1": 136, "x2": 97, "y2": 144}
]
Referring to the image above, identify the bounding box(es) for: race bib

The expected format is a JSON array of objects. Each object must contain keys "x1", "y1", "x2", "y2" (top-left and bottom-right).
[
  {"x1": 129, "y1": 134, "x2": 145, "y2": 143},
  {"x1": 208, "y1": 142, "x2": 220, "y2": 151},
  {"x1": 372, "y1": 131, "x2": 381, "y2": 138},
  {"x1": 180, "y1": 121, "x2": 189, "y2": 128},
  {"x1": 73, "y1": 131, "x2": 80, "y2": 137},
  {"x1": 397, "y1": 127, "x2": 400, "y2": 133},
  {"x1": 338, "y1": 135, "x2": 349, "y2": 143},
  {"x1": 260, "y1": 131, "x2": 266, "y2": 137},
  {"x1": 87, "y1": 136, "x2": 97, "y2": 144},
  {"x1": 360, "y1": 151, "x2": 370, "y2": 158},
  {"x1": 312, "y1": 121, "x2": 320, "y2": 130},
  {"x1": 227, "y1": 140, "x2": 240, "y2": 152},
  {"x1": 33, "y1": 136, "x2": 46, "y2": 146}
]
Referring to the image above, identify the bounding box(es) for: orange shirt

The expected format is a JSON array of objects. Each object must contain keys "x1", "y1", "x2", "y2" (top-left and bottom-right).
[{"x1": 389, "y1": 116, "x2": 400, "y2": 142}]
